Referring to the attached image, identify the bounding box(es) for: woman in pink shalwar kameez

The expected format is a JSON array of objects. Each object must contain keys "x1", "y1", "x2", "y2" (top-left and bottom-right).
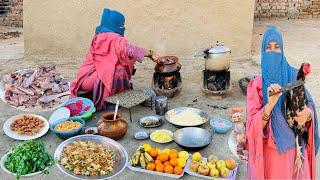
[
  {"x1": 246, "y1": 27, "x2": 319, "y2": 180},
  {"x1": 71, "y1": 8, "x2": 159, "y2": 110}
]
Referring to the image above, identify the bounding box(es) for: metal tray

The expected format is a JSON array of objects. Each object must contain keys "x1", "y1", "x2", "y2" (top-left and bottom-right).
[
  {"x1": 127, "y1": 161, "x2": 185, "y2": 179},
  {"x1": 139, "y1": 115, "x2": 162, "y2": 128},
  {"x1": 54, "y1": 134, "x2": 128, "y2": 180},
  {"x1": 185, "y1": 157, "x2": 238, "y2": 180},
  {"x1": 165, "y1": 107, "x2": 209, "y2": 127}
]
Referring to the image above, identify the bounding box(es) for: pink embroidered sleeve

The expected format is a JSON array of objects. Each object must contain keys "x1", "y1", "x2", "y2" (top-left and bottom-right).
[{"x1": 125, "y1": 44, "x2": 145, "y2": 63}]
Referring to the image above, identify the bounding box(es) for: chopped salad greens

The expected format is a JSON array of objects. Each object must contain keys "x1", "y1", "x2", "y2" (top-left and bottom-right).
[{"x1": 4, "y1": 140, "x2": 54, "y2": 179}]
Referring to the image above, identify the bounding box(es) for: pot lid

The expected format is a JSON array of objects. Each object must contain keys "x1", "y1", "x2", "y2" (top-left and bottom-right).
[
  {"x1": 155, "y1": 56, "x2": 181, "y2": 73},
  {"x1": 158, "y1": 56, "x2": 178, "y2": 65},
  {"x1": 207, "y1": 42, "x2": 231, "y2": 54}
]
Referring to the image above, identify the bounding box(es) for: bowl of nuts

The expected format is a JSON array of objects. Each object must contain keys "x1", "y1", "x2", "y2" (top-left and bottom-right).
[{"x1": 50, "y1": 117, "x2": 85, "y2": 139}]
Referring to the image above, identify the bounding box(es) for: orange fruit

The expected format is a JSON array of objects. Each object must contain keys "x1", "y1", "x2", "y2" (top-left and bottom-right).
[
  {"x1": 154, "y1": 159, "x2": 162, "y2": 165},
  {"x1": 164, "y1": 165, "x2": 174, "y2": 174},
  {"x1": 164, "y1": 161, "x2": 170, "y2": 166},
  {"x1": 174, "y1": 166, "x2": 183, "y2": 175},
  {"x1": 169, "y1": 152, "x2": 178, "y2": 160},
  {"x1": 149, "y1": 148, "x2": 158, "y2": 158},
  {"x1": 147, "y1": 163, "x2": 156, "y2": 171},
  {"x1": 170, "y1": 149, "x2": 179, "y2": 155},
  {"x1": 170, "y1": 159, "x2": 178, "y2": 167},
  {"x1": 158, "y1": 153, "x2": 169, "y2": 163},
  {"x1": 155, "y1": 163, "x2": 164, "y2": 172}
]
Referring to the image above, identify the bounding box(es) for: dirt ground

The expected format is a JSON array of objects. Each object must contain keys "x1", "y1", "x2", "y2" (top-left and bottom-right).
[{"x1": 0, "y1": 19, "x2": 319, "y2": 179}]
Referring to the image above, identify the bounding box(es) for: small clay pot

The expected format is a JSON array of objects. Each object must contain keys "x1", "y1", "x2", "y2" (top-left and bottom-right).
[{"x1": 98, "y1": 112, "x2": 128, "y2": 140}]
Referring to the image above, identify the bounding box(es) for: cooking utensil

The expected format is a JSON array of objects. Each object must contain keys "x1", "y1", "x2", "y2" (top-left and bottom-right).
[
  {"x1": 3, "y1": 114, "x2": 49, "y2": 141},
  {"x1": 155, "y1": 96, "x2": 168, "y2": 116},
  {"x1": 165, "y1": 107, "x2": 209, "y2": 127},
  {"x1": 269, "y1": 80, "x2": 305, "y2": 96},
  {"x1": 106, "y1": 90, "x2": 151, "y2": 122},
  {"x1": 142, "y1": 88, "x2": 156, "y2": 108},
  {"x1": 54, "y1": 134, "x2": 128, "y2": 180},
  {"x1": 154, "y1": 56, "x2": 181, "y2": 74},
  {"x1": 173, "y1": 127, "x2": 214, "y2": 151},
  {"x1": 194, "y1": 41, "x2": 231, "y2": 71},
  {"x1": 139, "y1": 115, "x2": 162, "y2": 128},
  {"x1": 114, "y1": 100, "x2": 119, "y2": 120}
]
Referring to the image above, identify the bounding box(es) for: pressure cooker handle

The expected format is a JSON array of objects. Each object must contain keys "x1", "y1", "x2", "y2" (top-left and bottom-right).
[{"x1": 193, "y1": 48, "x2": 209, "y2": 57}]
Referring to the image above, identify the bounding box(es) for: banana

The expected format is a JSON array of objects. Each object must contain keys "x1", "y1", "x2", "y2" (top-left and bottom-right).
[
  {"x1": 140, "y1": 153, "x2": 146, "y2": 169},
  {"x1": 144, "y1": 152, "x2": 154, "y2": 163},
  {"x1": 134, "y1": 151, "x2": 141, "y2": 166},
  {"x1": 130, "y1": 150, "x2": 141, "y2": 166}
]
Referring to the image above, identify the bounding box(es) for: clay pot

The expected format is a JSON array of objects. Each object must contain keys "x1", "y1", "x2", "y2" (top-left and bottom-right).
[
  {"x1": 154, "y1": 56, "x2": 181, "y2": 75},
  {"x1": 98, "y1": 112, "x2": 128, "y2": 140}
]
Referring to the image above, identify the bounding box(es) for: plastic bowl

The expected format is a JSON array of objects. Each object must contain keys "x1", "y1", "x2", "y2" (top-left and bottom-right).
[
  {"x1": 210, "y1": 117, "x2": 233, "y2": 134},
  {"x1": 63, "y1": 97, "x2": 96, "y2": 121},
  {"x1": 50, "y1": 117, "x2": 85, "y2": 139}
]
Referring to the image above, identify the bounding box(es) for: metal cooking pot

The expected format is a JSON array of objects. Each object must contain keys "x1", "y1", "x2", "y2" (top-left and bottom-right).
[
  {"x1": 173, "y1": 127, "x2": 214, "y2": 151},
  {"x1": 195, "y1": 41, "x2": 231, "y2": 71}
]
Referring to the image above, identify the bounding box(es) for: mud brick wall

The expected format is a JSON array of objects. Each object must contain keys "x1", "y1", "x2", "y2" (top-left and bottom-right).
[
  {"x1": 0, "y1": 0, "x2": 23, "y2": 27},
  {"x1": 255, "y1": 0, "x2": 320, "y2": 19}
]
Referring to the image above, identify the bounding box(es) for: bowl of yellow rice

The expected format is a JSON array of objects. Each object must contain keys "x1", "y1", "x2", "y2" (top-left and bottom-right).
[
  {"x1": 50, "y1": 117, "x2": 85, "y2": 139},
  {"x1": 150, "y1": 129, "x2": 173, "y2": 143}
]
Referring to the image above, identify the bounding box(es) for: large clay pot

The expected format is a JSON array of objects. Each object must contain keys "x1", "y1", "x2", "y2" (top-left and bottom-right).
[{"x1": 98, "y1": 112, "x2": 128, "y2": 140}]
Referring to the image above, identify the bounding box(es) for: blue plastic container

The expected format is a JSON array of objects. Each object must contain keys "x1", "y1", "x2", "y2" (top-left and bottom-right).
[
  {"x1": 63, "y1": 97, "x2": 96, "y2": 121},
  {"x1": 50, "y1": 117, "x2": 85, "y2": 139},
  {"x1": 210, "y1": 117, "x2": 233, "y2": 134}
]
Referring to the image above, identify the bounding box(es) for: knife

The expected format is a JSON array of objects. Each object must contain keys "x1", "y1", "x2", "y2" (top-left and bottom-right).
[{"x1": 269, "y1": 80, "x2": 305, "y2": 96}]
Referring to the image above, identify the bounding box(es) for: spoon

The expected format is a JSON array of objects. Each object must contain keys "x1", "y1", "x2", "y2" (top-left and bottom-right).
[{"x1": 113, "y1": 100, "x2": 119, "y2": 120}]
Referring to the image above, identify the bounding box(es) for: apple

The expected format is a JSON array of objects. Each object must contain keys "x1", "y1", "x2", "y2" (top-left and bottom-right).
[
  {"x1": 216, "y1": 160, "x2": 226, "y2": 170},
  {"x1": 192, "y1": 152, "x2": 202, "y2": 162},
  {"x1": 225, "y1": 157, "x2": 236, "y2": 170},
  {"x1": 209, "y1": 168, "x2": 219, "y2": 178},
  {"x1": 207, "y1": 155, "x2": 219, "y2": 164},
  {"x1": 206, "y1": 162, "x2": 216, "y2": 170},
  {"x1": 197, "y1": 164, "x2": 210, "y2": 176},
  {"x1": 219, "y1": 167, "x2": 230, "y2": 178},
  {"x1": 189, "y1": 161, "x2": 200, "y2": 172}
]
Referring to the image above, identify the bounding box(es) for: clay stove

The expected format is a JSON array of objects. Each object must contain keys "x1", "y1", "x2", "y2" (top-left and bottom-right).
[
  {"x1": 196, "y1": 42, "x2": 231, "y2": 98},
  {"x1": 152, "y1": 56, "x2": 182, "y2": 98},
  {"x1": 202, "y1": 69, "x2": 230, "y2": 95}
]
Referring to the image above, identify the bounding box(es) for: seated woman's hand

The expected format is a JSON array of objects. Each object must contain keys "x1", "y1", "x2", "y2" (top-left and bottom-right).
[
  {"x1": 294, "y1": 105, "x2": 312, "y2": 126},
  {"x1": 151, "y1": 54, "x2": 160, "y2": 63}
]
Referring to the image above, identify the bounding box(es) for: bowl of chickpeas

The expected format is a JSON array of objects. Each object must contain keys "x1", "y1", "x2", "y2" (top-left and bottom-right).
[{"x1": 50, "y1": 117, "x2": 85, "y2": 139}]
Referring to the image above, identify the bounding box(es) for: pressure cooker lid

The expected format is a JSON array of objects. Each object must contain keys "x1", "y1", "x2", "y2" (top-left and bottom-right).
[{"x1": 207, "y1": 42, "x2": 231, "y2": 54}]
